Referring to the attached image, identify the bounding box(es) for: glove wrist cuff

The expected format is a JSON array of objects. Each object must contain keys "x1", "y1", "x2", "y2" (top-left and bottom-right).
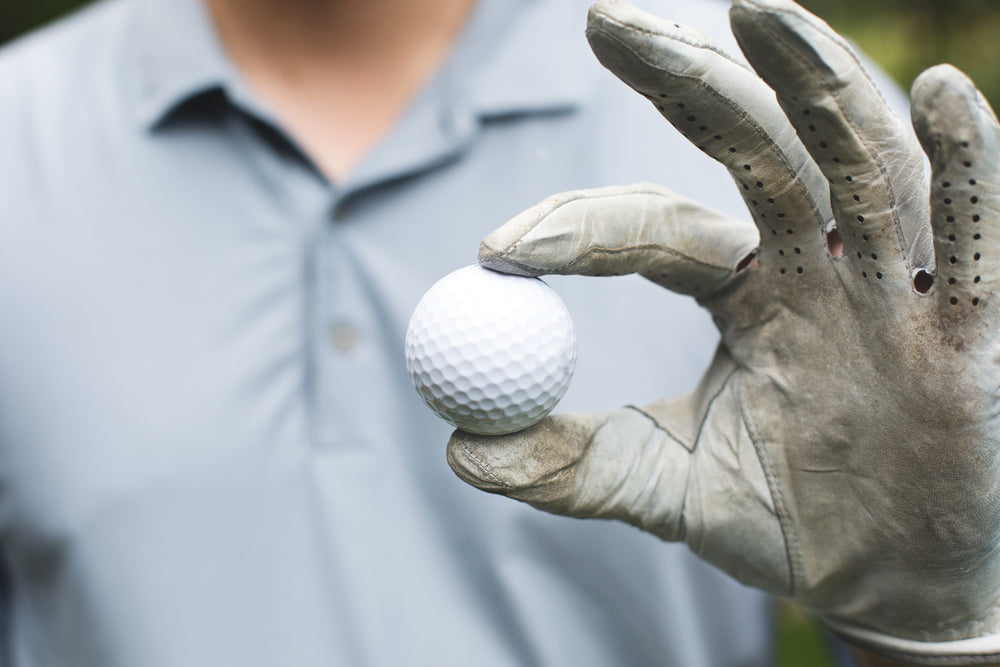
[{"x1": 822, "y1": 615, "x2": 1000, "y2": 666}]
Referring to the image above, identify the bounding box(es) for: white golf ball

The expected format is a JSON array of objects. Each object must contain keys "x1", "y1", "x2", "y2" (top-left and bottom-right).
[{"x1": 405, "y1": 265, "x2": 576, "y2": 435}]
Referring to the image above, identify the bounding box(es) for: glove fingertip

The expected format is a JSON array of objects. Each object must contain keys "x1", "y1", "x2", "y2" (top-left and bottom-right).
[{"x1": 446, "y1": 430, "x2": 513, "y2": 493}]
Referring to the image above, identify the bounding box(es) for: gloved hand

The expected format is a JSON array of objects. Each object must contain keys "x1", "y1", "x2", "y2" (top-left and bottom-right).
[{"x1": 446, "y1": 0, "x2": 1000, "y2": 664}]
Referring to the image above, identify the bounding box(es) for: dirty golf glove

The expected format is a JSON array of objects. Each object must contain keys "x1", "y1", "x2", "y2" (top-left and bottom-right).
[{"x1": 447, "y1": 0, "x2": 1000, "y2": 664}]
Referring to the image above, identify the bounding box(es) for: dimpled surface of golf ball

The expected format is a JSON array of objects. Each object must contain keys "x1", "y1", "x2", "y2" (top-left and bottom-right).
[{"x1": 405, "y1": 265, "x2": 576, "y2": 435}]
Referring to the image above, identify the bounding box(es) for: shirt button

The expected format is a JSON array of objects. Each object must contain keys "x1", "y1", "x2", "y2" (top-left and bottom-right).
[
  {"x1": 333, "y1": 199, "x2": 352, "y2": 222},
  {"x1": 328, "y1": 321, "x2": 360, "y2": 353}
]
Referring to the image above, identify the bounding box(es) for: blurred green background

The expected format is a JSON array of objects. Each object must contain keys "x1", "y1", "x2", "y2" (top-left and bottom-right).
[
  {"x1": 804, "y1": 0, "x2": 1000, "y2": 105},
  {"x1": 0, "y1": 1, "x2": 90, "y2": 47},
  {"x1": 2, "y1": 1, "x2": 997, "y2": 666}
]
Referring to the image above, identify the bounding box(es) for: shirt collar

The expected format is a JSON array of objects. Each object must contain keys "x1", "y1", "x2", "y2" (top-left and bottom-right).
[
  {"x1": 127, "y1": 0, "x2": 593, "y2": 131},
  {"x1": 458, "y1": 0, "x2": 593, "y2": 117},
  {"x1": 128, "y1": 0, "x2": 237, "y2": 129},
  {"x1": 342, "y1": 0, "x2": 595, "y2": 193}
]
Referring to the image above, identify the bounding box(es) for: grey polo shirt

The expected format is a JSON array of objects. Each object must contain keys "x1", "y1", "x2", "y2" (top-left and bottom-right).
[{"x1": 0, "y1": 0, "x2": 779, "y2": 665}]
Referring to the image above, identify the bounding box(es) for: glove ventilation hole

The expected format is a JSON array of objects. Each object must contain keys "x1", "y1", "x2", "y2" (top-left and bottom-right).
[
  {"x1": 914, "y1": 270, "x2": 934, "y2": 294},
  {"x1": 938, "y1": 160, "x2": 985, "y2": 307},
  {"x1": 826, "y1": 228, "x2": 843, "y2": 257},
  {"x1": 736, "y1": 250, "x2": 758, "y2": 273},
  {"x1": 858, "y1": 233, "x2": 873, "y2": 279}
]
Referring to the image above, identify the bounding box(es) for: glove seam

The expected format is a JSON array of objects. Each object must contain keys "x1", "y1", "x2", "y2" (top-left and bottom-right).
[
  {"x1": 740, "y1": 4, "x2": 892, "y2": 112},
  {"x1": 626, "y1": 362, "x2": 736, "y2": 542},
  {"x1": 589, "y1": 20, "x2": 831, "y2": 236},
  {"x1": 458, "y1": 443, "x2": 511, "y2": 489},
  {"x1": 740, "y1": 6, "x2": 911, "y2": 268},
  {"x1": 736, "y1": 376, "x2": 802, "y2": 598},
  {"x1": 623, "y1": 404, "x2": 693, "y2": 541},
  {"x1": 624, "y1": 357, "x2": 732, "y2": 454},
  {"x1": 588, "y1": 12, "x2": 746, "y2": 71},
  {"x1": 494, "y1": 189, "x2": 740, "y2": 276}
]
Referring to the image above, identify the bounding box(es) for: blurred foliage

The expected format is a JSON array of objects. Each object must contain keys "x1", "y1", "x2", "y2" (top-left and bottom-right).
[
  {"x1": 0, "y1": 1, "x2": 93, "y2": 46},
  {"x1": 776, "y1": 599, "x2": 838, "y2": 667},
  {"x1": 798, "y1": 0, "x2": 1000, "y2": 106}
]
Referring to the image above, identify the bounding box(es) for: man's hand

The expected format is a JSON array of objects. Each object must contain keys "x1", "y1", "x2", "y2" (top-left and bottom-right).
[{"x1": 446, "y1": 0, "x2": 1000, "y2": 664}]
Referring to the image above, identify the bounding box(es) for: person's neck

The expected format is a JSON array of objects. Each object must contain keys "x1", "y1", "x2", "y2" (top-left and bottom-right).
[{"x1": 204, "y1": 0, "x2": 476, "y2": 182}]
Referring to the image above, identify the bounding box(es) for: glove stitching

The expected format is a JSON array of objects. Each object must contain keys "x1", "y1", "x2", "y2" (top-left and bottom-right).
[
  {"x1": 458, "y1": 442, "x2": 511, "y2": 489},
  {"x1": 588, "y1": 13, "x2": 748, "y2": 71},
  {"x1": 622, "y1": 405, "x2": 692, "y2": 541},
  {"x1": 496, "y1": 186, "x2": 659, "y2": 268},
  {"x1": 497, "y1": 189, "x2": 743, "y2": 275},
  {"x1": 625, "y1": 359, "x2": 739, "y2": 456},
  {"x1": 624, "y1": 404, "x2": 693, "y2": 453},
  {"x1": 735, "y1": 376, "x2": 802, "y2": 598},
  {"x1": 497, "y1": 242, "x2": 734, "y2": 278},
  {"x1": 558, "y1": 245, "x2": 727, "y2": 276},
  {"x1": 626, "y1": 361, "x2": 737, "y2": 541}
]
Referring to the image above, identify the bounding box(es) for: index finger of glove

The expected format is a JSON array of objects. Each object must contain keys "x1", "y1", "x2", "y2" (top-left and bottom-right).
[
  {"x1": 586, "y1": 0, "x2": 833, "y2": 265},
  {"x1": 730, "y1": 0, "x2": 932, "y2": 280},
  {"x1": 479, "y1": 183, "x2": 759, "y2": 301}
]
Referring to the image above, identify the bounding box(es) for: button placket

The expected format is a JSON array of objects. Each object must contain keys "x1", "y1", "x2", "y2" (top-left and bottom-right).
[{"x1": 311, "y1": 198, "x2": 378, "y2": 449}]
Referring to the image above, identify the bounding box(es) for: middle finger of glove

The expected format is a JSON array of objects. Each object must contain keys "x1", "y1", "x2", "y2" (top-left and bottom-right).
[
  {"x1": 730, "y1": 0, "x2": 932, "y2": 286},
  {"x1": 586, "y1": 0, "x2": 833, "y2": 270}
]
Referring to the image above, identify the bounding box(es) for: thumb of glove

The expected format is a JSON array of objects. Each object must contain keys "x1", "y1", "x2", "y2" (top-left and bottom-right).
[{"x1": 447, "y1": 407, "x2": 690, "y2": 535}]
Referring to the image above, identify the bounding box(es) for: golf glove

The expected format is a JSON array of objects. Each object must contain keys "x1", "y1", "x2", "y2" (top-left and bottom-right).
[{"x1": 448, "y1": 1, "x2": 1000, "y2": 663}]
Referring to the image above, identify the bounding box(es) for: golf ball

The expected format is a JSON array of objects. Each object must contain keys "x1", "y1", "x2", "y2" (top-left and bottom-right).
[{"x1": 405, "y1": 265, "x2": 576, "y2": 435}]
